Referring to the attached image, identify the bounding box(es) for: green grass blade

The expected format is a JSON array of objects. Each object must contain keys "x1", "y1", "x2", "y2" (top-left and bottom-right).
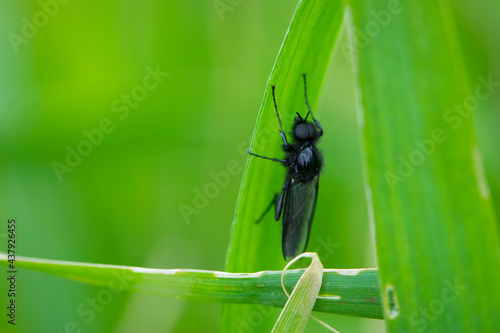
[
  {"x1": 222, "y1": 0, "x2": 344, "y2": 330},
  {"x1": 272, "y1": 253, "x2": 324, "y2": 333},
  {"x1": 0, "y1": 255, "x2": 382, "y2": 318},
  {"x1": 348, "y1": 0, "x2": 500, "y2": 331}
]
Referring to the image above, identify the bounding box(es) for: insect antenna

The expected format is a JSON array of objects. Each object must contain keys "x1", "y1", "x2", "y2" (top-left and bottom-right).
[{"x1": 302, "y1": 73, "x2": 323, "y2": 137}]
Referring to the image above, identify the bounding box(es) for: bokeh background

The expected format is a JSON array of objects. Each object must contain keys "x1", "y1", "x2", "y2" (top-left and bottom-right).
[{"x1": 0, "y1": 1, "x2": 498, "y2": 332}]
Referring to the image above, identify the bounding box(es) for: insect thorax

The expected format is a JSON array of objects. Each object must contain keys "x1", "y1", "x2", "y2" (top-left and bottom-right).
[{"x1": 290, "y1": 145, "x2": 322, "y2": 183}]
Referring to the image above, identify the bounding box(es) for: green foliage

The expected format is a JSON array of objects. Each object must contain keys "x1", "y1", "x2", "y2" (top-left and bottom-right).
[
  {"x1": 0, "y1": 255, "x2": 382, "y2": 319},
  {"x1": 1, "y1": 0, "x2": 499, "y2": 332},
  {"x1": 349, "y1": 0, "x2": 500, "y2": 331},
  {"x1": 222, "y1": 0, "x2": 344, "y2": 330}
]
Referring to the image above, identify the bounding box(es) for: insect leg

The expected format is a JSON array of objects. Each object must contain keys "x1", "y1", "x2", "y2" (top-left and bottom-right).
[
  {"x1": 275, "y1": 175, "x2": 288, "y2": 221},
  {"x1": 247, "y1": 148, "x2": 286, "y2": 163},
  {"x1": 271, "y1": 85, "x2": 289, "y2": 146},
  {"x1": 302, "y1": 73, "x2": 324, "y2": 137},
  {"x1": 254, "y1": 175, "x2": 288, "y2": 223},
  {"x1": 254, "y1": 194, "x2": 277, "y2": 224}
]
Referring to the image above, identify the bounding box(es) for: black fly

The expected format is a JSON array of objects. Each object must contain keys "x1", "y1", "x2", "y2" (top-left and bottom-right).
[{"x1": 247, "y1": 74, "x2": 323, "y2": 261}]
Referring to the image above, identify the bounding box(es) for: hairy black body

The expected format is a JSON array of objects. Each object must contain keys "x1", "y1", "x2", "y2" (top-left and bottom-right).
[{"x1": 247, "y1": 74, "x2": 323, "y2": 260}]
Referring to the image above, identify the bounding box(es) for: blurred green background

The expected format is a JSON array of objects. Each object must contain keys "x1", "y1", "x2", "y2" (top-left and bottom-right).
[{"x1": 0, "y1": 1, "x2": 498, "y2": 332}]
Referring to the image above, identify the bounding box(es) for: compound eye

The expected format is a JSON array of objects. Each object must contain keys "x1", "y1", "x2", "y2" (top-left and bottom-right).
[{"x1": 295, "y1": 124, "x2": 310, "y2": 140}]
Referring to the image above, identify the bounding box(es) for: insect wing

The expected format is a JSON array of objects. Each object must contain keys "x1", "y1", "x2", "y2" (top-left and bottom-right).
[{"x1": 282, "y1": 174, "x2": 319, "y2": 260}]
